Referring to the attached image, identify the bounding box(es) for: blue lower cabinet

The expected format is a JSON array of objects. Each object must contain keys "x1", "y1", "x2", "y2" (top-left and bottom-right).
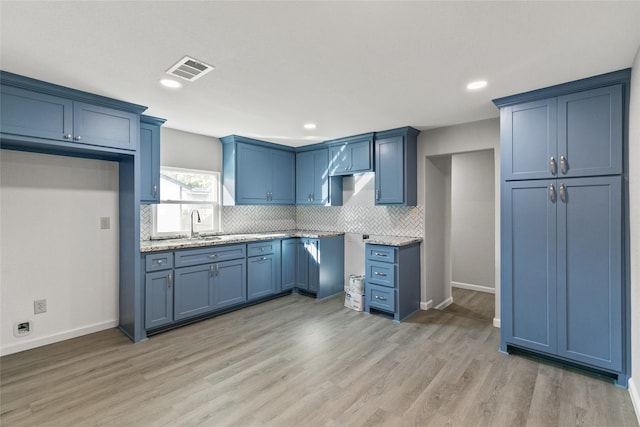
[
  {"x1": 174, "y1": 264, "x2": 216, "y2": 321},
  {"x1": 248, "y1": 254, "x2": 277, "y2": 300},
  {"x1": 281, "y1": 239, "x2": 297, "y2": 291},
  {"x1": 365, "y1": 243, "x2": 420, "y2": 321},
  {"x1": 214, "y1": 258, "x2": 247, "y2": 309},
  {"x1": 502, "y1": 176, "x2": 623, "y2": 373},
  {"x1": 144, "y1": 270, "x2": 174, "y2": 329}
]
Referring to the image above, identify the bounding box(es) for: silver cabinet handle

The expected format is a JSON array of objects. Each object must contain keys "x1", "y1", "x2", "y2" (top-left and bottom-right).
[
  {"x1": 64, "y1": 133, "x2": 72, "y2": 140},
  {"x1": 549, "y1": 184, "x2": 556, "y2": 203},
  {"x1": 74, "y1": 135, "x2": 82, "y2": 141},
  {"x1": 216, "y1": 264, "x2": 219, "y2": 274},
  {"x1": 208, "y1": 254, "x2": 218, "y2": 259},
  {"x1": 375, "y1": 295, "x2": 387, "y2": 301},
  {"x1": 559, "y1": 183, "x2": 566, "y2": 203},
  {"x1": 209, "y1": 265, "x2": 214, "y2": 277},
  {"x1": 155, "y1": 259, "x2": 165, "y2": 265},
  {"x1": 375, "y1": 189, "x2": 381, "y2": 200},
  {"x1": 210, "y1": 264, "x2": 219, "y2": 276},
  {"x1": 560, "y1": 156, "x2": 567, "y2": 174},
  {"x1": 167, "y1": 273, "x2": 172, "y2": 288},
  {"x1": 257, "y1": 256, "x2": 268, "y2": 262},
  {"x1": 550, "y1": 156, "x2": 556, "y2": 175},
  {"x1": 153, "y1": 184, "x2": 158, "y2": 195},
  {"x1": 374, "y1": 271, "x2": 387, "y2": 277},
  {"x1": 374, "y1": 252, "x2": 387, "y2": 257}
]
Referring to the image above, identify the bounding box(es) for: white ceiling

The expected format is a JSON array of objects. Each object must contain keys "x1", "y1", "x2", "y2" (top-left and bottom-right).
[{"x1": 1, "y1": 1, "x2": 640, "y2": 146}]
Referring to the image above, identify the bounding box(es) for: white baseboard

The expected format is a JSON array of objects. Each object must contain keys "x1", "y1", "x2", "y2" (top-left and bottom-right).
[
  {"x1": 493, "y1": 318, "x2": 501, "y2": 328},
  {"x1": 420, "y1": 300, "x2": 433, "y2": 310},
  {"x1": 629, "y1": 377, "x2": 640, "y2": 424},
  {"x1": 435, "y1": 297, "x2": 453, "y2": 310},
  {"x1": 0, "y1": 319, "x2": 119, "y2": 356},
  {"x1": 452, "y1": 281, "x2": 495, "y2": 294}
]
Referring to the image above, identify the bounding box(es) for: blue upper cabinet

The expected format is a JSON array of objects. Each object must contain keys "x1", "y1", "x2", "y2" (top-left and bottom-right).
[
  {"x1": 500, "y1": 98, "x2": 557, "y2": 181},
  {"x1": 0, "y1": 73, "x2": 145, "y2": 152},
  {"x1": 374, "y1": 127, "x2": 419, "y2": 206},
  {"x1": 221, "y1": 135, "x2": 295, "y2": 205},
  {"x1": 296, "y1": 148, "x2": 343, "y2": 206},
  {"x1": 495, "y1": 75, "x2": 625, "y2": 181},
  {"x1": 557, "y1": 85, "x2": 622, "y2": 177},
  {"x1": 140, "y1": 115, "x2": 166, "y2": 204},
  {"x1": 327, "y1": 133, "x2": 374, "y2": 176}
]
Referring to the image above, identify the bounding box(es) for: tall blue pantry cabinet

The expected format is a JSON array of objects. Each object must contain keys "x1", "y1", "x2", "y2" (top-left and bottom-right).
[{"x1": 494, "y1": 69, "x2": 631, "y2": 386}]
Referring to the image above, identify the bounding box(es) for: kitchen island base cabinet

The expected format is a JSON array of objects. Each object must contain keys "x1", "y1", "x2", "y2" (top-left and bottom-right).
[{"x1": 365, "y1": 243, "x2": 420, "y2": 322}]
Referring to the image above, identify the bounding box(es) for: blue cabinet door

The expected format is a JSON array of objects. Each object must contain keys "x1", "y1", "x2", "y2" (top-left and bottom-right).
[
  {"x1": 295, "y1": 239, "x2": 309, "y2": 290},
  {"x1": 501, "y1": 98, "x2": 557, "y2": 181},
  {"x1": 349, "y1": 140, "x2": 372, "y2": 172},
  {"x1": 329, "y1": 138, "x2": 372, "y2": 175},
  {"x1": 174, "y1": 264, "x2": 215, "y2": 321},
  {"x1": 501, "y1": 180, "x2": 557, "y2": 354},
  {"x1": 557, "y1": 85, "x2": 623, "y2": 178},
  {"x1": 556, "y1": 176, "x2": 622, "y2": 371},
  {"x1": 144, "y1": 270, "x2": 173, "y2": 329},
  {"x1": 296, "y1": 151, "x2": 314, "y2": 204},
  {"x1": 73, "y1": 102, "x2": 138, "y2": 150},
  {"x1": 248, "y1": 254, "x2": 277, "y2": 300},
  {"x1": 307, "y1": 239, "x2": 319, "y2": 293},
  {"x1": 140, "y1": 121, "x2": 161, "y2": 203},
  {"x1": 214, "y1": 258, "x2": 247, "y2": 309},
  {"x1": 281, "y1": 239, "x2": 297, "y2": 290},
  {"x1": 237, "y1": 143, "x2": 270, "y2": 204},
  {"x1": 375, "y1": 135, "x2": 404, "y2": 205},
  {"x1": 1, "y1": 86, "x2": 73, "y2": 141},
  {"x1": 270, "y1": 149, "x2": 295, "y2": 204}
]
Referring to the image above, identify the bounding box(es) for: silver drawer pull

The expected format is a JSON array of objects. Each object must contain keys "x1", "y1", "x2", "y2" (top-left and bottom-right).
[
  {"x1": 560, "y1": 155, "x2": 568, "y2": 174},
  {"x1": 155, "y1": 259, "x2": 165, "y2": 264},
  {"x1": 374, "y1": 272, "x2": 387, "y2": 277},
  {"x1": 374, "y1": 252, "x2": 387, "y2": 257},
  {"x1": 375, "y1": 295, "x2": 387, "y2": 301},
  {"x1": 208, "y1": 254, "x2": 218, "y2": 259}
]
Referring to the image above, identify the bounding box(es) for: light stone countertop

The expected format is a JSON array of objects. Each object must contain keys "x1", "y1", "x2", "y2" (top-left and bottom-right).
[
  {"x1": 363, "y1": 235, "x2": 423, "y2": 247},
  {"x1": 140, "y1": 230, "x2": 344, "y2": 253}
]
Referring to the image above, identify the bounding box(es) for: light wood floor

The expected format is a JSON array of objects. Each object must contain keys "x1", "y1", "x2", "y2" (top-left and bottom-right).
[{"x1": 1, "y1": 292, "x2": 637, "y2": 426}]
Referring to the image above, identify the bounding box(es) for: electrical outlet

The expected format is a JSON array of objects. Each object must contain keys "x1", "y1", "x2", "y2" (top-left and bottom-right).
[
  {"x1": 14, "y1": 321, "x2": 32, "y2": 337},
  {"x1": 34, "y1": 299, "x2": 47, "y2": 314},
  {"x1": 100, "y1": 217, "x2": 110, "y2": 229}
]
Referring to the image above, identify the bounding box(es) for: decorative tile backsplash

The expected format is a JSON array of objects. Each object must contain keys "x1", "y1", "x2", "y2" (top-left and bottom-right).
[
  {"x1": 140, "y1": 204, "x2": 423, "y2": 241},
  {"x1": 296, "y1": 206, "x2": 423, "y2": 237}
]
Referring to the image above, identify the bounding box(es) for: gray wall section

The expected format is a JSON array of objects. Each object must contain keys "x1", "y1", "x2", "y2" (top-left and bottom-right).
[
  {"x1": 451, "y1": 150, "x2": 495, "y2": 289},
  {"x1": 161, "y1": 127, "x2": 221, "y2": 172}
]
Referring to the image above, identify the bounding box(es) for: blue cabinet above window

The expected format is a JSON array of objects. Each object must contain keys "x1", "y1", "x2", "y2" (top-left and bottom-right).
[{"x1": 221, "y1": 135, "x2": 295, "y2": 206}]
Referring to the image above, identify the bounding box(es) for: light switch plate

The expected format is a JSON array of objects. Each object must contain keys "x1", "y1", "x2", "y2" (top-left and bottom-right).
[{"x1": 100, "y1": 217, "x2": 110, "y2": 229}]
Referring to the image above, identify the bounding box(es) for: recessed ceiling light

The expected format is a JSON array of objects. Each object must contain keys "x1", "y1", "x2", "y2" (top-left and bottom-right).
[
  {"x1": 160, "y1": 78, "x2": 182, "y2": 89},
  {"x1": 467, "y1": 80, "x2": 488, "y2": 90},
  {"x1": 304, "y1": 123, "x2": 317, "y2": 130}
]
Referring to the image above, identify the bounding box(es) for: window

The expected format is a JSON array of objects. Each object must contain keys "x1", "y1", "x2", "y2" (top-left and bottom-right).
[{"x1": 152, "y1": 167, "x2": 221, "y2": 236}]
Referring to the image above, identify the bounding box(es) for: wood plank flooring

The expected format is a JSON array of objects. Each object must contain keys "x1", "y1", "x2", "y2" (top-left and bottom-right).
[{"x1": 1, "y1": 292, "x2": 637, "y2": 426}]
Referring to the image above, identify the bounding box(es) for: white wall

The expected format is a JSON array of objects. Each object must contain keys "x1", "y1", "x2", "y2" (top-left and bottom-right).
[
  {"x1": 628, "y1": 48, "x2": 640, "y2": 419},
  {"x1": 418, "y1": 118, "x2": 501, "y2": 324},
  {"x1": 451, "y1": 150, "x2": 495, "y2": 291},
  {"x1": 1, "y1": 150, "x2": 119, "y2": 355},
  {"x1": 161, "y1": 127, "x2": 221, "y2": 172}
]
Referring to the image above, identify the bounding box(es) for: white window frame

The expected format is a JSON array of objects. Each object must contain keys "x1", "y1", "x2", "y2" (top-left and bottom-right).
[{"x1": 151, "y1": 166, "x2": 221, "y2": 238}]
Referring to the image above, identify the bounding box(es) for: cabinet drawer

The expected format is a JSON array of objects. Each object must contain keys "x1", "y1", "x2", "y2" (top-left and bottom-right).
[
  {"x1": 247, "y1": 240, "x2": 277, "y2": 257},
  {"x1": 174, "y1": 244, "x2": 246, "y2": 268},
  {"x1": 366, "y1": 245, "x2": 396, "y2": 263},
  {"x1": 366, "y1": 284, "x2": 395, "y2": 313},
  {"x1": 366, "y1": 260, "x2": 396, "y2": 288},
  {"x1": 145, "y1": 252, "x2": 174, "y2": 272}
]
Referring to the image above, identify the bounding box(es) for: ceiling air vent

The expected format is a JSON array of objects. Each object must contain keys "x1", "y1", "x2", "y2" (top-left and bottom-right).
[{"x1": 166, "y1": 56, "x2": 214, "y2": 82}]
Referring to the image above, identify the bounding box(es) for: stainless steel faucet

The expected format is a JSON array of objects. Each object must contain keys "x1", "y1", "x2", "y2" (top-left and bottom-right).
[{"x1": 190, "y1": 209, "x2": 201, "y2": 239}]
